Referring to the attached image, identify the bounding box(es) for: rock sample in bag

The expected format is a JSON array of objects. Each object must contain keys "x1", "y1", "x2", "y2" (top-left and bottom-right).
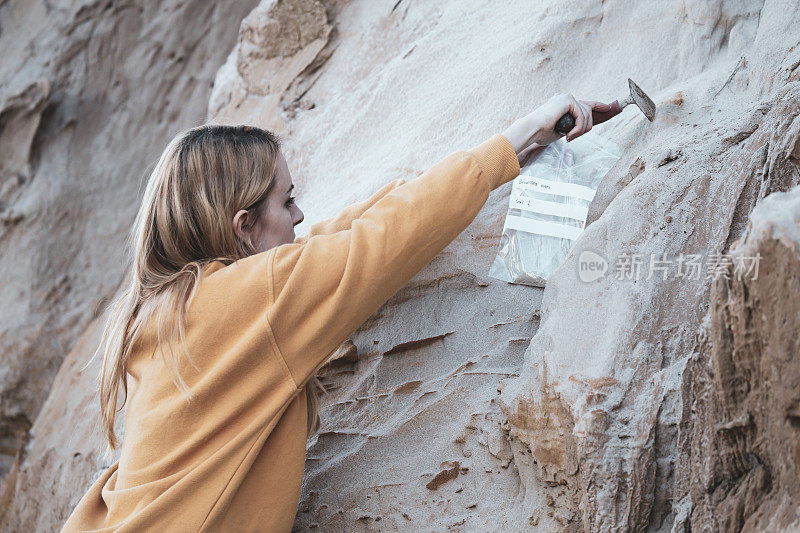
[{"x1": 489, "y1": 132, "x2": 620, "y2": 287}]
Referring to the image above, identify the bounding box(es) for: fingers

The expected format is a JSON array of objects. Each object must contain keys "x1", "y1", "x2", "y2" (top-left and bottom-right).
[
  {"x1": 518, "y1": 93, "x2": 607, "y2": 150},
  {"x1": 566, "y1": 95, "x2": 586, "y2": 142},
  {"x1": 581, "y1": 100, "x2": 593, "y2": 132},
  {"x1": 579, "y1": 101, "x2": 592, "y2": 135},
  {"x1": 565, "y1": 95, "x2": 580, "y2": 141},
  {"x1": 566, "y1": 96, "x2": 596, "y2": 142},
  {"x1": 583, "y1": 99, "x2": 611, "y2": 112}
]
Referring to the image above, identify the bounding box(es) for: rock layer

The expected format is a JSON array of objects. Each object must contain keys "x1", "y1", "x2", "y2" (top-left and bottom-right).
[{"x1": 677, "y1": 186, "x2": 800, "y2": 532}]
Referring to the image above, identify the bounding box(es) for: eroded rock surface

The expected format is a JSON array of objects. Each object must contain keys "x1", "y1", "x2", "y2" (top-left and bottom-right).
[
  {"x1": 677, "y1": 186, "x2": 800, "y2": 532},
  {"x1": 499, "y1": 76, "x2": 800, "y2": 531}
]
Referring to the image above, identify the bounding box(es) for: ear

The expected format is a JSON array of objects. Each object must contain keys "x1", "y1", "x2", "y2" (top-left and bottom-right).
[{"x1": 232, "y1": 209, "x2": 252, "y2": 242}]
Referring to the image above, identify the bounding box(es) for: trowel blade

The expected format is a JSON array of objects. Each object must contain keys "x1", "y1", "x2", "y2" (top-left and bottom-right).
[{"x1": 628, "y1": 78, "x2": 656, "y2": 121}]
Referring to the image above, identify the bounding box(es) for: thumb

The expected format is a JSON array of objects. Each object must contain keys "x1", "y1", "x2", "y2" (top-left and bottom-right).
[{"x1": 583, "y1": 100, "x2": 611, "y2": 112}]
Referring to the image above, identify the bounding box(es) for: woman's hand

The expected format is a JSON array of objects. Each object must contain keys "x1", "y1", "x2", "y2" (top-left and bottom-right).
[{"x1": 502, "y1": 94, "x2": 611, "y2": 167}]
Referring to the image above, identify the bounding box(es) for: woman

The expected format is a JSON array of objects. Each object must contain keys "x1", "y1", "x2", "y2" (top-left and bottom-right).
[{"x1": 62, "y1": 93, "x2": 606, "y2": 532}]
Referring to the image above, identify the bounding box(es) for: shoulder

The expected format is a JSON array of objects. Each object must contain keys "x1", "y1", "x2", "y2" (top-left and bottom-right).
[
  {"x1": 200, "y1": 251, "x2": 273, "y2": 287},
  {"x1": 188, "y1": 251, "x2": 276, "y2": 319}
]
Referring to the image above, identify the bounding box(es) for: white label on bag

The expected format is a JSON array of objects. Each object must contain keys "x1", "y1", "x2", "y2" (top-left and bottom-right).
[
  {"x1": 508, "y1": 192, "x2": 589, "y2": 221},
  {"x1": 514, "y1": 175, "x2": 596, "y2": 202},
  {"x1": 504, "y1": 214, "x2": 584, "y2": 240}
]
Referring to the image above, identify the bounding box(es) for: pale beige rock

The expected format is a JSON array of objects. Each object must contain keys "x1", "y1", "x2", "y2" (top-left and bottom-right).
[
  {"x1": 499, "y1": 11, "x2": 800, "y2": 533},
  {"x1": 0, "y1": 316, "x2": 118, "y2": 532},
  {"x1": 676, "y1": 185, "x2": 800, "y2": 532},
  {"x1": 209, "y1": 0, "x2": 332, "y2": 128}
]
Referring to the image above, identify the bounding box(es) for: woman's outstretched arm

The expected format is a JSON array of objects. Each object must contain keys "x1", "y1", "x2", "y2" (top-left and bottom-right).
[
  {"x1": 268, "y1": 94, "x2": 603, "y2": 389},
  {"x1": 266, "y1": 133, "x2": 519, "y2": 389}
]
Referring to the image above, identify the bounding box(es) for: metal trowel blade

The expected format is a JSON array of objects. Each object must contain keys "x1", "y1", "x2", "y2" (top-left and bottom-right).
[{"x1": 628, "y1": 78, "x2": 656, "y2": 121}]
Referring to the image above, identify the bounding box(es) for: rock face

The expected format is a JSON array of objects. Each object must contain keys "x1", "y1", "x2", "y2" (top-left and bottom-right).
[
  {"x1": 1, "y1": 0, "x2": 799, "y2": 531},
  {"x1": 678, "y1": 187, "x2": 800, "y2": 532},
  {"x1": 0, "y1": 0, "x2": 259, "y2": 525},
  {"x1": 0, "y1": 318, "x2": 113, "y2": 532},
  {"x1": 498, "y1": 76, "x2": 800, "y2": 531},
  {"x1": 0, "y1": 0, "x2": 258, "y2": 475}
]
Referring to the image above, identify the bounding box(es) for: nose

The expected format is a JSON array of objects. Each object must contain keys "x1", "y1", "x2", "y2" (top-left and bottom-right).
[{"x1": 294, "y1": 208, "x2": 304, "y2": 226}]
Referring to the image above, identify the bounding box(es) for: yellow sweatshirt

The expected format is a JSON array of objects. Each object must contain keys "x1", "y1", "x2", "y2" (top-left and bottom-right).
[{"x1": 61, "y1": 133, "x2": 520, "y2": 532}]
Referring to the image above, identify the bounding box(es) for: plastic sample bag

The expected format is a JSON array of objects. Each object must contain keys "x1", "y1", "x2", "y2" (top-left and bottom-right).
[{"x1": 488, "y1": 130, "x2": 621, "y2": 287}]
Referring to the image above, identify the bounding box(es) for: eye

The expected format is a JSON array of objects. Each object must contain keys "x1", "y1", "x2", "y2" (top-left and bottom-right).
[{"x1": 286, "y1": 196, "x2": 296, "y2": 207}]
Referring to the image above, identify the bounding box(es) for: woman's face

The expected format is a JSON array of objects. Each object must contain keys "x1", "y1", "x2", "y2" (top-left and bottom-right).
[{"x1": 232, "y1": 150, "x2": 304, "y2": 253}]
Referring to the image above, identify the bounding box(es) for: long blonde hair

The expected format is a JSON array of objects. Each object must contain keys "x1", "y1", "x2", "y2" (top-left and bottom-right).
[{"x1": 88, "y1": 124, "x2": 326, "y2": 455}]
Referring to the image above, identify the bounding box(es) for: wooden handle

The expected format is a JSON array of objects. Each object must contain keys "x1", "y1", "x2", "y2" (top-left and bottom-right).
[{"x1": 554, "y1": 101, "x2": 623, "y2": 136}]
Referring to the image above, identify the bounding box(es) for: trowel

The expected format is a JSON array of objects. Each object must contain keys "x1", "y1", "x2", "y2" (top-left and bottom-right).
[{"x1": 554, "y1": 78, "x2": 656, "y2": 136}]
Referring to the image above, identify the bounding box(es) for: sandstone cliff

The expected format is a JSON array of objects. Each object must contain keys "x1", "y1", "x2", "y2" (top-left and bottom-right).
[{"x1": 1, "y1": 0, "x2": 798, "y2": 531}]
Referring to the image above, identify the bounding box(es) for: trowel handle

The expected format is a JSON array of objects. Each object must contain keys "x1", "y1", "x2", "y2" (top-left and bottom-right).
[{"x1": 554, "y1": 100, "x2": 623, "y2": 136}]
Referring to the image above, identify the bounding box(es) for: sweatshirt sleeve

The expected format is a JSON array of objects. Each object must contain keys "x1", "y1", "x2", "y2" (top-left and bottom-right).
[
  {"x1": 266, "y1": 133, "x2": 520, "y2": 389},
  {"x1": 292, "y1": 178, "x2": 407, "y2": 245}
]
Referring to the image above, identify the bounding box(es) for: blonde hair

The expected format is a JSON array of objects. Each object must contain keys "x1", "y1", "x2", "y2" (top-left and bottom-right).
[{"x1": 87, "y1": 124, "x2": 326, "y2": 455}]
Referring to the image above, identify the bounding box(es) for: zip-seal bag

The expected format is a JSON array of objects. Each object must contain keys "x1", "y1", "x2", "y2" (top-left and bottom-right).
[{"x1": 488, "y1": 131, "x2": 621, "y2": 287}]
